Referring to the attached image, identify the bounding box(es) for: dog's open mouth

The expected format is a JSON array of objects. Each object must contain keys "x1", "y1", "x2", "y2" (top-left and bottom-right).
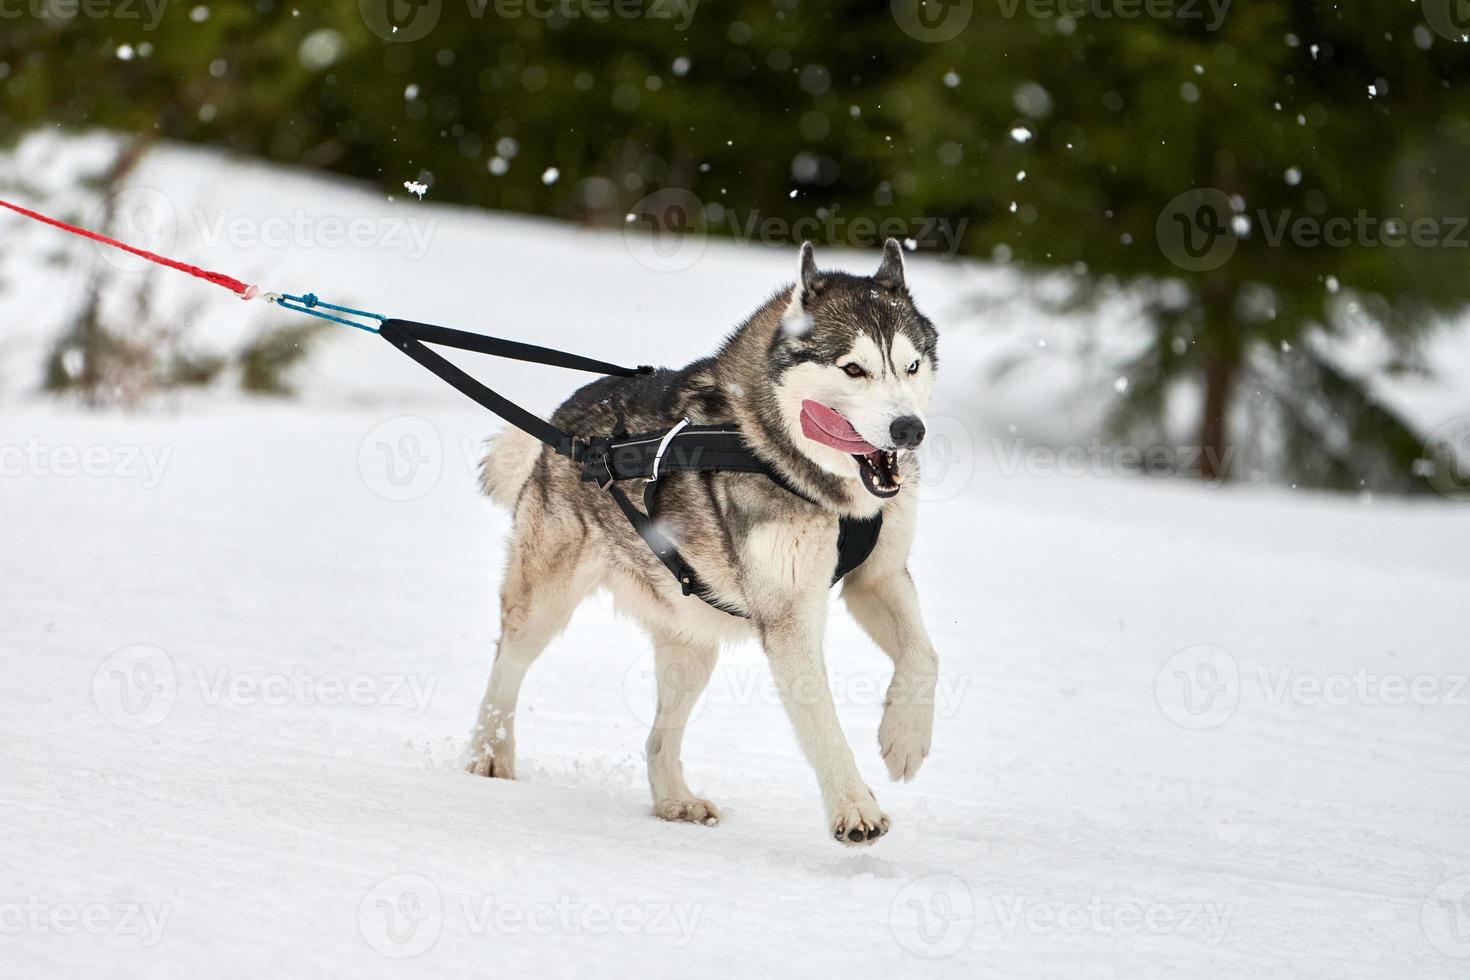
[
  {"x1": 799, "y1": 400, "x2": 902, "y2": 499},
  {"x1": 853, "y1": 447, "x2": 902, "y2": 498}
]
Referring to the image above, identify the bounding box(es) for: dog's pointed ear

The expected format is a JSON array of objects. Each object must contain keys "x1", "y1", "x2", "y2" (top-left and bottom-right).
[
  {"x1": 798, "y1": 241, "x2": 822, "y2": 300},
  {"x1": 875, "y1": 237, "x2": 906, "y2": 290}
]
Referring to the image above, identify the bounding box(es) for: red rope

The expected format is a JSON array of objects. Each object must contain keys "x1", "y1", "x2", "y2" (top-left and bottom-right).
[{"x1": 0, "y1": 197, "x2": 257, "y2": 298}]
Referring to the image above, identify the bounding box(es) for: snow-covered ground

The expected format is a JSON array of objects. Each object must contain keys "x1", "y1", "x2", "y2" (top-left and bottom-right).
[{"x1": 3, "y1": 138, "x2": 1469, "y2": 978}]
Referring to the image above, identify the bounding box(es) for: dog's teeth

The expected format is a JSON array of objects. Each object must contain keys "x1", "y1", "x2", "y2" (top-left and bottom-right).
[{"x1": 894, "y1": 472, "x2": 903, "y2": 484}]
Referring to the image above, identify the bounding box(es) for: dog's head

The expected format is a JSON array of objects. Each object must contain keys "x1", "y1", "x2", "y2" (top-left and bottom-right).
[{"x1": 768, "y1": 239, "x2": 938, "y2": 499}]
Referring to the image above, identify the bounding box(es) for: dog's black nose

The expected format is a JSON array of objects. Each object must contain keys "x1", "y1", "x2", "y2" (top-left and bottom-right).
[{"x1": 889, "y1": 415, "x2": 926, "y2": 449}]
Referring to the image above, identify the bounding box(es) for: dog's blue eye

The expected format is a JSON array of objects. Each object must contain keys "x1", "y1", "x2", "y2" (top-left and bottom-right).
[
  {"x1": 907, "y1": 360, "x2": 920, "y2": 374},
  {"x1": 843, "y1": 363, "x2": 867, "y2": 378}
]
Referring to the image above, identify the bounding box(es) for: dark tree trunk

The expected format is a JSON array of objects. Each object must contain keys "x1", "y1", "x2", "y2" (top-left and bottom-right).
[
  {"x1": 73, "y1": 137, "x2": 151, "y2": 407},
  {"x1": 1198, "y1": 352, "x2": 1236, "y2": 483}
]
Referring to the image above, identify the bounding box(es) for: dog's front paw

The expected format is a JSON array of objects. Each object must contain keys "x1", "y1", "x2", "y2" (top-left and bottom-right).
[
  {"x1": 879, "y1": 696, "x2": 933, "y2": 782},
  {"x1": 655, "y1": 797, "x2": 721, "y2": 826},
  {"x1": 830, "y1": 789, "x2": 890, "y2": 845},
  {"x1": 466, "y1": 745, "x2": 514, "y2": 779}
]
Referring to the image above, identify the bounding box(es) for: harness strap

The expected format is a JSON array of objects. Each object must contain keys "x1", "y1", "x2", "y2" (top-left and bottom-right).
[
  {"x1": 578, "y1": 427, "x2": 773, "y2": 484},
  {"x1": 377, "y1": 317, "x2": 881, "y2": 616},
  {"x1": 651, "y1": 418, "x2": 690, "y2": 481},
  {"x1": 379, "y1": 318, "x2": 649, "y2": 456}
]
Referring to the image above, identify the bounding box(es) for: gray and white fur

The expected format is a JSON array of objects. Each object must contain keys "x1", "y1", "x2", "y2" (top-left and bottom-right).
[{"x1": 469, "y1": 238, "x2": 941, "y2": 846}]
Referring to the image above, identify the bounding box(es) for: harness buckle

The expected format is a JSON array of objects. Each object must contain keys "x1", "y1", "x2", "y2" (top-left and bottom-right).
[{"x1": 591, "y1": 451, "x2": 615, "y2": 491}]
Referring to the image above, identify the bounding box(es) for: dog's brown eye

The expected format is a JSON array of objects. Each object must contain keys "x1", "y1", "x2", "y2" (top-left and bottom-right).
[
  {"x1": 843, "y1": 363, "x2": 867, "y2": 378},
  {"x1": 907, "y1": 360, "x2": 920, "y2": 375}
]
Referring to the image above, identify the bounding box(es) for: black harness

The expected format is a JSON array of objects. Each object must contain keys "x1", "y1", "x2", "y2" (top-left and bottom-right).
[{"x1": 378, "y1": 318, "x2": 882, "y2": 618}]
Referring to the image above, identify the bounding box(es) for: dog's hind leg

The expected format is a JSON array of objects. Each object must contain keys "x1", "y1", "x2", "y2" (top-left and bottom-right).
[
  {"x1": 467, "y1": 520, "x2": 595, "y2": 780},
  {"x1": 645, "y1": 632, "x2": 720, "y2": 825}
]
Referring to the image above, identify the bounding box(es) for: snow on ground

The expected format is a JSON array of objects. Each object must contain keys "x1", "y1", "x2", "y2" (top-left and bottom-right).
[{"x1": 2, "y1": 139, "x2": 1470, "y2": 978}]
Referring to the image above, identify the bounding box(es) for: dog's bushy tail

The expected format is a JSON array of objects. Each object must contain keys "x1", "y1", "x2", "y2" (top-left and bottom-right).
[{"x1": 479, "y1": 426, "x2": 542, "y2": 509}]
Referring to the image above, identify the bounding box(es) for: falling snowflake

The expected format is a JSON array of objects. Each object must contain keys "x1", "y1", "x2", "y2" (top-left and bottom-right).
[{"x1": 403, "y1": 181, "x2": 428, "y2": 200}]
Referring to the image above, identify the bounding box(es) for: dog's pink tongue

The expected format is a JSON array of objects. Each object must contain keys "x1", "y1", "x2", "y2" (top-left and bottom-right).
[{"x1": 800, "y1": 400, "x2": 878, "y2": 454}]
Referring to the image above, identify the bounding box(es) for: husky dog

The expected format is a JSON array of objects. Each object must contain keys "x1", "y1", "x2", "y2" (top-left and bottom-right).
[{"x1": 469, "y1": 238, "x2": 940, "y2": 846}]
